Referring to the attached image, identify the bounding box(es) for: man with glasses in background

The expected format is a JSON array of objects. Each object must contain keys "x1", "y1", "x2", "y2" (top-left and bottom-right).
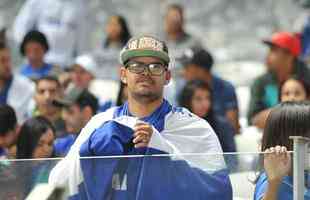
[{"x1": 49, "y1": 35, "x2": 232, "y2": 200}]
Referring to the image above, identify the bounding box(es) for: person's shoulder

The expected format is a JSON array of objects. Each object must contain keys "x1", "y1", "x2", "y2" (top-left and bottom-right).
[
  {"x1": 250, "y1": 72, "x2": 273, "y2": 89},
  {"x1": 12, "y1": 75, "x2": 35, "y2": 91},
  {"x1": 20, "y1": 63, "x2": 31, "y2": 74},
  {"x1": 214, "y1": 115, "x2": 232, "y2": 128},
  {"x1": 212, "y1": 75, "x2": 234, "y2": 88}
]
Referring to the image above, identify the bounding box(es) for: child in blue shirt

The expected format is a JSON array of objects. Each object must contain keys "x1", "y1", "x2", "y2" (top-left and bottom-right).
[{"x1": 254, "y1": 101, "x2": 310, "y2": 200}]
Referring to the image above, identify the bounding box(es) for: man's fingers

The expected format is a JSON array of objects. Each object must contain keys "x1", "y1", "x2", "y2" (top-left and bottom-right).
[
  {"x1": 133, "y1": 134, "x2": 149, "y2": 144},
  {"x1": 134, "y1": 124, "x2": 152, "y2": 132},
  {"x1": 134, "y1": 142, "x2": 148, "y2": 148},
  {"x1": 133, "y1": 130, "x2": 150, "y2": 138}
]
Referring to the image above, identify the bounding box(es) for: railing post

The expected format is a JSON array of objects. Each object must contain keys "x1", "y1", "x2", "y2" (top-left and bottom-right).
[{"x1": 289, "y1": 136, "x2": 310, "y2": 200}]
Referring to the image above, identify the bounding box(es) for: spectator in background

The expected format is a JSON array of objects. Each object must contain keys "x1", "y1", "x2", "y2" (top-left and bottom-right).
[
  {"x1": 163, "y1": 4, "x2": 201, "y2": 80},
  {"x1": 178, "y1": 80, "x2": 236, "y2": 154},
  {"x1": 33, "y1": 76, "x2": 66, "y2": 138},
  {"x1": 53, "y1": 87, "x2": 98, "y2": 157},
  {"x1": 103, "y1": 15, "x2": 131, "y2": 50},
  {"x1": 164, "y1": 4, "x2": 201, "y2": 56},
  {"x1": 13, "y1": 0, "x2": 91, "y2": 68},
  {"x1": 92, "y1": 15, "x2": 131, "y2": 80},
  {"x1": 247, "y1": 32, "x2": 310, "y2": 129},
  {"x1": 69, "y1": 54, "x2": 97, "y2": 90},
  {"x1": 280, "y1": 76, "x2": 310, "y2": 102},
  {"x1": 0, "y1": 42, "x2": 34, "y2": 124},
  {"x1": 16, "y1": 116, "x2": 55, "y2": 196},
  {"x1": 19, "y1": 30, "x2": 62, "y2": 80},
  {"x1": 181, "y1": 47, "x2": 240, "y2": 134},
  {"x1": 254, "y1": 101, "x2": 310, "y2": 200},
  {"x1": 16, "y1": 116, "x2": 55, "y2": 159},
  {"x1": 0, "y1": 105, "x2": 19, "y2": 159}
]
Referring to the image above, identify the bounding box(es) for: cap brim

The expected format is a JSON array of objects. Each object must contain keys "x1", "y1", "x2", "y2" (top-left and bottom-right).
[
  {"x1": 52, "y1": 99, "x2": 72, "y2": 107},
  {"x1": 262, "y1": 39, "x2": 274, "y2": 47},
  {"x1": 121, "y1": 49, "x2": 170, "y2": 65}
]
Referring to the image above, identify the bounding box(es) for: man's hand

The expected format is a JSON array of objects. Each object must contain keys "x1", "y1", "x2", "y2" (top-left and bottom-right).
[{"x1": 133, "y1": 122, "x2": 153, "y2": 148}]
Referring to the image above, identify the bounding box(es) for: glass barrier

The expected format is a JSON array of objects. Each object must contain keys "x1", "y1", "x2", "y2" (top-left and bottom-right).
[{"x1": 0, "y1": 151, "x2": 306, "y2": 200}]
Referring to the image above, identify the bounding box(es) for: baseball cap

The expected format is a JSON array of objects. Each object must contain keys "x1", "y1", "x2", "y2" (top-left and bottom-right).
[
  {"x1": 53, "y1": 87, "x2": 98, "y2": 113},
  {"x1": 73, "y1": 55, "x2": 98, "y2": 76},
  {"x1": 120, "y1": 35, "x2": 170, "y2": 65},
  {"x1": 180, "y1": 47, "x2": 214, "y2": 71},
  {"x1": 263, "y1": 32, "x2": 301, "y2": 57}
]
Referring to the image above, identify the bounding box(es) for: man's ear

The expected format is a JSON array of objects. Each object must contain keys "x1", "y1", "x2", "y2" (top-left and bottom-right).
[
  {"x1": 82, "y1": 106, "x2": 93, "y2": 121},
  {"x1": 120, "y1": 67, "x2": 127, "y2": 84},
  {"x1": 165, "y1": 70, "x2": 171, "y2": 85}
]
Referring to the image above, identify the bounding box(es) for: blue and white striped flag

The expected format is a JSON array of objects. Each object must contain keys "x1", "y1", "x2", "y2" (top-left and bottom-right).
[{"x1": 49, "y1": 100, "x2": 232, "y2": 200}]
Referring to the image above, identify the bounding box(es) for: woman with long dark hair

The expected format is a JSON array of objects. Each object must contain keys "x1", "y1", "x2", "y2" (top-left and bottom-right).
[
  {"x1": 103, "y1": 15, "x2": 131, "y2": 49},
  {"x1": 16, "y1": 116, "x2": 56, "y2": 196},
  {"x1": 178, "y1": 80, "x2": 236, "y2": 153},
  {"x1": 254, "y1": 101, "x2": 310, "y2": 200},
  {"x1": 17, "y1": 116, "x2": 55, "y2": 159}
]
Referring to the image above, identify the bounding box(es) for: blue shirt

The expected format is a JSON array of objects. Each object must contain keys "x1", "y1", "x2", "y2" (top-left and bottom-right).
[
  {"x1": 211, "y1": 75, "x2": 238, "y2": 117},
  {"x1": 20, "y1": 63, "x2": 53, "y2": 80},
  {"x1": 54, "y1": 135, "x2": 77, "y2": 157},
  {"x1": 254, "y1": 172, "x2": 310, "y2": 200},
  {"x1": 0, "y1": 148, "x2": 7, "y2": 158},
  {"x1": 0, "y1": 77, "x2": 13, "y2": 105}
]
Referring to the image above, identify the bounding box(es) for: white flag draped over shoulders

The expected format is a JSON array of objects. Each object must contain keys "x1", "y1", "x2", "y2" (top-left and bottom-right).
[{"x1": 49, "y1": 100, "x2": 232, "y2": 200}]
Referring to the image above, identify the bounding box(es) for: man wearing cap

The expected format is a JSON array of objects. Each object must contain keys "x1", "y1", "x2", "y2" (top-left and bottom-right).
[
  {"x1": 180, "y1": 47, "x2": 240, "y2": 134},
  {"x1": 19, "y1": 30, "x2": 62, "y2": 80},
  {"x1": 248, "y1": 32, "x2": 310, "y2": 129},
  {"x1": 70, "y1": 54, "x2": 98, "y2": 90},
  {"x1": 49, "y1": 35, "x2": 232, "y2": 200},
  {"x1": 53, "y1": 87, "x2": 98, "y2": 157}
]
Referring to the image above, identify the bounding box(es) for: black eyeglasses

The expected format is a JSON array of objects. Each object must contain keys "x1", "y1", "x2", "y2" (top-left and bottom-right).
[{"x1": 125, "y1": 61, "x2": 167, "y2": 76}]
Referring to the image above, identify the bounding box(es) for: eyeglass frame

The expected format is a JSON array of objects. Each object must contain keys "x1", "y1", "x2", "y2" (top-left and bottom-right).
[{"x1": 124, "y1": 60, "x2": 168, "y2": 76}]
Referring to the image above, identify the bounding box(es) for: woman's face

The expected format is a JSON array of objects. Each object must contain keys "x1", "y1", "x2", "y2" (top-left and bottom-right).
[
  {"x1": 105, "y1": 16, "x2": 122, "y2": 41},
  {"x1": 32, "y1": 129, "x2": 54, "y2": 158},
  {"x1": 191, "y1": 88, "x2": 211, "y2": 118},
  {"x1": 281, "y1": 79, "x2": 307, "y2": 102}
]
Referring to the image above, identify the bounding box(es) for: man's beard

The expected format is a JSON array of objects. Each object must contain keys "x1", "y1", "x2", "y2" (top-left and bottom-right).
[{"x1": 131, "y1": 90, "x2": 162, "y2": 104}]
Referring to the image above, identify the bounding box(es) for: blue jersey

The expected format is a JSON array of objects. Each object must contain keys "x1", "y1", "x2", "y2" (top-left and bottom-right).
[
  {"x1": 50, "y1": 100, "x2": 231, "y2": 200},
  {"x1": 254, "y1": 172, "x2": 310, "y2": 200}
]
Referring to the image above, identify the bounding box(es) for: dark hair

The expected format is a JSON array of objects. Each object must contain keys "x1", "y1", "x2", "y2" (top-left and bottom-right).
[
  {"x1": 104, "y1": 15, "x2": 131, "y2": 48},
  {"x1": 0, "y1": 28, "x2": 6, "y2": 45},
  {"x1": 262, "y1": 101, "x2": 310, "y2": 152},
  {"x1": 16, "y1": 116, "x2": 55, "y2": 159},
  {"x1": 20, "y1": 30, "x2": 49, "y2": 56},
  {"x1": 178, "y1": 79, "x2": 216, "y2": 123},
  {"x1": 35, "y1": 75, "x2": 61, "y2": 89},
  {"x1": 76, "y1": 90, "x2": 99, "y2": 115},
  {"x1": 0, "y1": 105, "x2": 17, "y2": 136},
  {"x1": 280, "y1": 75, "x2": 310, "y2": 101},
  {"x1": 116, "y1": 81, "x2": 127, "y2": 106},
  {"x1": 166, "y1": 4, "x2": 184, "y2": 19},
  {"x1": 0, "y1": 41, "x2": 7, "y2": 51},
  {"x1": 179, "y1": 79, "x2": 211, "y2": 110}
]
